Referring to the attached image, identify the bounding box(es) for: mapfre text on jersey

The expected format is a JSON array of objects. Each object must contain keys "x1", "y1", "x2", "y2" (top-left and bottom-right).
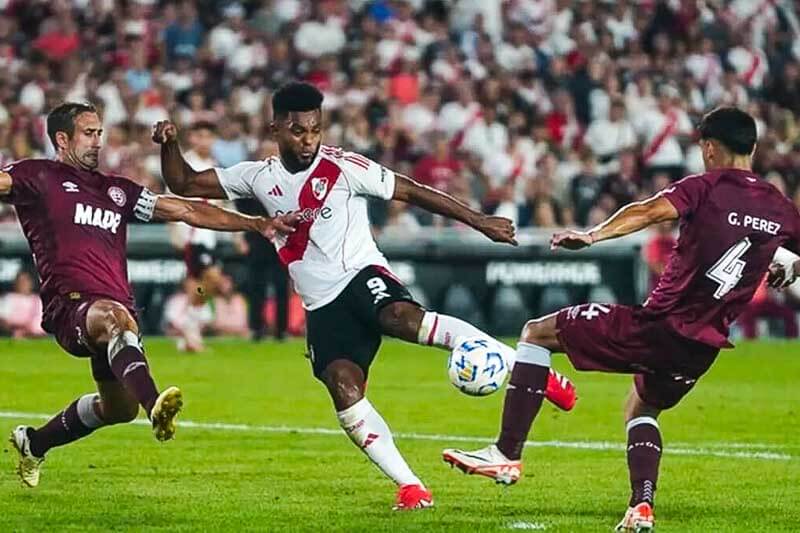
[{"x1": 276, "y1": 206, "x2": 333, "y2": 222}]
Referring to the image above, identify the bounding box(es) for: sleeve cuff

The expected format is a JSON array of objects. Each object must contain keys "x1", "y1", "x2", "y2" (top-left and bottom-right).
[{"x1": 134, "y1": 188, "x2": 158, "y2": 222}]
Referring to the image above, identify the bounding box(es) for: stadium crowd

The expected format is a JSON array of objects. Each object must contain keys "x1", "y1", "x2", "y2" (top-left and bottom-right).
[{"x1": 0, "y1": 0, "x2": 798, "y2": 339}]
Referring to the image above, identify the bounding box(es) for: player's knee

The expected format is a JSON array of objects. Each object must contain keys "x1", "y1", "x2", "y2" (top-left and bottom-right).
[
  {"x1": 87, "y1": 301, "x2": 138, "y2": 347},
  {"x1": 520, "y1": 318, "x2": 553, "y2": 346},
  {"x1": 106, "y1": 306, "x2": 136, "y2": 335},
  {"x1": 378, "y1": 302, "x2": 423, "y2": 341},
  {"x1": 623, "y1": 387, "x2": 661, "y2": 423},
  {"x1": 321, "y1": 361, "x2": 364, "y2": 408}
]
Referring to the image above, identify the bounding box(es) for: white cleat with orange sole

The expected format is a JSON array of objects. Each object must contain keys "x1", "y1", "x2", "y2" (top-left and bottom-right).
[
  {"x1": 615, "y1": 502, "x2": 655, "y2": 532},
  {"x1": 442, "y1": 444, "x2": 522, "y2": 485}
]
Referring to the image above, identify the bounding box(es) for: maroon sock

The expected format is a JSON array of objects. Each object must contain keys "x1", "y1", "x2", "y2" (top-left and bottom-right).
[
  {"x1": 29, "y1": 395, "x2": 101, "y2": 457},
  {"x1": 495, "y1": 361, "x2": 549, "y2": 460},
  {"x1": 108, "y1": 346, "x2": 159, "y2": 415},
  {"x1": 627, "y1": 418, "x2": 662, "y2": 506}
]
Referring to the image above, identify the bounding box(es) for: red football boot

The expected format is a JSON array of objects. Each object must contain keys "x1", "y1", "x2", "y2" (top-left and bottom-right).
[
  {"x1": 545, "y1": 369, "x2": 577, "y2": 411},
  {"x1": 393, "y1": 484, "x2": 434, "y2": 511}
]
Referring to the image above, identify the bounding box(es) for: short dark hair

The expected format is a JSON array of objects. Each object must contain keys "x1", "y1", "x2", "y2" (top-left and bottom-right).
[
  {"x1": 697, "y1": 106, "x2": 757, "y2": 155},
  {"x1": 272, "y1": 81, "x2": 323, "y2": 119},
  {"x1": 190, "y1": 120, "x2": 217, "y2": 133},
  {"x1": 46, "y1": 101, "x2": 98, "y2": 149}
]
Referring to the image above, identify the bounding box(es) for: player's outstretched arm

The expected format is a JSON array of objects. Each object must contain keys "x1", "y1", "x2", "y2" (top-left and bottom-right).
[
  {"x1": 551, "y1": 194, "x2": 678, "y2": 251},
  {"x1": 152, "y1": 121, "x2": 228, "y2": 199},
  {"x1": 152, "y1": 195, "x2": 298, "y2": 240},
  {"x1": 393, "y1": 174, "x2": 517, "y2": 245}
]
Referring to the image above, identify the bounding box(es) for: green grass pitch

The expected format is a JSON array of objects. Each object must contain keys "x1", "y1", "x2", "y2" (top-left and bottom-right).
[{"x1": 0, "y1": 338, "x2": 798, "y2": 531}]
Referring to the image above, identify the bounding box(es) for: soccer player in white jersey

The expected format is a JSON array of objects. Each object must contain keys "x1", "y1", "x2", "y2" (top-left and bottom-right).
[{"x1": 152, "y1": 81, "x2": 577, "y2": 510}]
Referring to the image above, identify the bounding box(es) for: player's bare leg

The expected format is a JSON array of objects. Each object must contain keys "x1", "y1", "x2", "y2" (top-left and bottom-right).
[
  {"x1": 86, "y1": 300, "x2": 182, "y2": 441},
  {"x1": 321, "y1": 359, "x2": 433, "y2": 511},
  {"x1": 378, "y1": 302, "x2": 576, "y2": 411},
  {"x1": 616, "y1": 386, "x2": 661, "y2": 532},
  {"x1": 442, "y1": 313, "x2": 562, "y2": 484}
]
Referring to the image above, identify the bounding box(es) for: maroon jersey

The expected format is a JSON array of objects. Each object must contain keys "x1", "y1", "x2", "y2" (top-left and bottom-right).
[
  {"x1": 643, "y1": 169, "x2": 800, "y2": 347},
  {"x1": 0, "y1": 159, "x2": 156, "y2": 320}
]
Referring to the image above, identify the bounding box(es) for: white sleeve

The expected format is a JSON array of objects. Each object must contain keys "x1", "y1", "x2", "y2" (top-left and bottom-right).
[
  {"x1": 214, "y1": 161, "x2": 265, "y2": 200},
  {"x1": 340, "y1": 152, "x2": 396, "y2": 199}
]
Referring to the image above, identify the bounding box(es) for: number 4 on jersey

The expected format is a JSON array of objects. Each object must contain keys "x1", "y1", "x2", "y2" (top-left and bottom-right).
[{"x1": 706, "y1": 237, "x2": 752, "y2": 299}]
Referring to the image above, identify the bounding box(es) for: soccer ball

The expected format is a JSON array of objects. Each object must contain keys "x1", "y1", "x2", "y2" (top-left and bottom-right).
[{"x1": 447, "y1": 337, "x2": 509, "y2": 396}]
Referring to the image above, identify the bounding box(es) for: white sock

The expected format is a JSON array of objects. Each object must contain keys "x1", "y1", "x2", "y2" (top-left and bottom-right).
[
  {"x1": 515, "y1": 342, "x2": 552, "y2": 368},
  {"x1": 418, "y1": 311, "x2": 525, "y2": 369},
  {"x1": 417, "y1": 312, "x2": 490, "y2": 349},
  {"x1": 76, "y1": 393, "x2": 105, "y2": 429},
  {"x1": 337, "y1": 398, "x2": 423, "y2": 487}
]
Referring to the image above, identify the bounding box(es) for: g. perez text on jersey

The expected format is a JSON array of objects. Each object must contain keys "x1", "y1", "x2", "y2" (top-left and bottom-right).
[{"x1": 727, "y1": 212, "x2": 781, "y2": 235}]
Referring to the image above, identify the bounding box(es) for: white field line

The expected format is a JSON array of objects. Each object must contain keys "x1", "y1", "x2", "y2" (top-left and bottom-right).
[{"x1": 0, "y1": 411, "x2": 793, "y2": 461}]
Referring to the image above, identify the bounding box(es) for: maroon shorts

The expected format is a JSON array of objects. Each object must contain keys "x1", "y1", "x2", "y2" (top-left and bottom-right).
[
  {"x1": 556, "y1": 303, "x2": 719, "y2": 409},
  {"x1": 42, "y1": 294, "x2": 139, "y2": 382}
]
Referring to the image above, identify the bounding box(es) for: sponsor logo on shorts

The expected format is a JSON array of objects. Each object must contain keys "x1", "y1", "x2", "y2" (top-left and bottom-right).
[{"x1": 108, "y1": 186, "x2": 127, "y2": 207}]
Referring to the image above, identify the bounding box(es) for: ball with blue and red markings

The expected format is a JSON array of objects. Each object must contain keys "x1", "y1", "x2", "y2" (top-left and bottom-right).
[{"x1": 447, "y1": 336, "x2": 509, "y2": 397}]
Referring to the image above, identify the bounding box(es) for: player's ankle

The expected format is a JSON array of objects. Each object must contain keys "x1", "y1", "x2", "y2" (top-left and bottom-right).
[{"x1": 495, "y1": 441, "x2": 520, "y2": 461}]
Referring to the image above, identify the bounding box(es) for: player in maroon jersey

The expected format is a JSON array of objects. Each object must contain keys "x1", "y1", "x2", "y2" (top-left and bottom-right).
[
  {"x1": 442, "y1": 107, "x2": 800, "y2": 531},
  {"x1": 1, "y1": 102, "x2": 296, "y2": 488}
]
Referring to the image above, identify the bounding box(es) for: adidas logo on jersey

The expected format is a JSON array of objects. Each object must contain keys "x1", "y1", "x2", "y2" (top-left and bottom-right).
[
  {"x1": 73, "y1": 202, "x2": 122, "y2": 234},
  {"x1": 268, "y1": 184, "x2": 283, "y2": 196}
]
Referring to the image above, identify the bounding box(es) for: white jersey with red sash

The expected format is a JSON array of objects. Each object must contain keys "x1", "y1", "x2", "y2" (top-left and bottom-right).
[
  {"x1": 216, "y1": 145, "x2": 396, "y2": 310},
  {"x1": 638, "y1": 107, "x2": 692, "y2": 167},
  {"x1": 728, "y1": 46, "x2": 768, "y2": 89}
]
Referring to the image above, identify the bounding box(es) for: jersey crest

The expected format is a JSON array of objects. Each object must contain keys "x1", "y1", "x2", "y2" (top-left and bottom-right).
[
  {"x1": 311, "y1": 177, "x2": 329, "y2": 200},
  {"x1": 107, "y1": 186, "x2": 127, "y2": 207}
]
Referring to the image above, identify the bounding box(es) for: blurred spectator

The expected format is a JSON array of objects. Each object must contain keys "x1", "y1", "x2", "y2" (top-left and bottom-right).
[
  {"x1": 212, "y1": 117, "x2": 248, "y2": 168},
  {"x1": 236, "y1": 187, "x2": 289, "y2": 342},
  {"x1": 211, "y1": 274, "x2": 249, "y2": 338},
  {"x1": 167, "y1": 121, "x2": 226, "y2": 339},
  {"x1": 643, "y1": 222, "x2": 677, "y2": 291},
  {"x1": 412, "y1": 134, "x2": 460, "y2": 192},
  {"x1": 0, "y1": 271, "x2": 44, "y2": 338},
  {"x1": 584, "y1": 99, "x2": 637, "y2": 175},
  {"x1": 737, "y1": 278, "x2": 799, "y2": 340},
  {"x1": 163, "y1": 1, "x2": 204, "y2": 62},
  {"x1": 383, "y1": 199, "x2": 422, "y2": 234},
  {"x1": 293, "y1": 1, "x2": 346, "y2": 59},
  {"x1": 570, "y1": 152, "x2": 603, "y2": 226},
  {"x1": 635, "y1": 84, "x2": 694, "y2": 182},
  {"x1": 0, "y1": 0, "x2": 796, "y2": 241},
  {"x1": 162, "y1": 278, "x2": 214, "y2": 352}
]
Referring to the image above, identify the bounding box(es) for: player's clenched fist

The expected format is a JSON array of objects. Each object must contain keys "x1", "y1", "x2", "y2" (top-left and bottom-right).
[
  {"x1": 152, "y1": 120, "x2": 178, "y2": 144},
  {"x1": 476, "y1": 215, "x2": 518, "y2": 246}
]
